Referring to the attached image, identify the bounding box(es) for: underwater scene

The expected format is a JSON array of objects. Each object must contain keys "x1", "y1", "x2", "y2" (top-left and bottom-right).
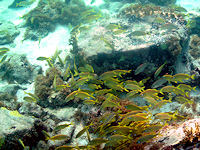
[{"x1": 0, "y1": 0, "x2": 200, "y2": 149}]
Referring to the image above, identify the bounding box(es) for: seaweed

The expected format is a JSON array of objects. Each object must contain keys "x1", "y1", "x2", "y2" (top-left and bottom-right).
[{"x1": 22, "y1": 0, "x2": 103, "y2": 41}]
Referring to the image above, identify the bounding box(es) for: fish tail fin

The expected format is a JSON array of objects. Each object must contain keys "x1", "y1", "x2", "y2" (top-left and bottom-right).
[
  {"x1": 193, "y1": 86, "x2": 197, "y2": 91},
  {"x1": 185, "y1": 92, "x2": 189, "y2": 97},
  {"x1": 191, "y1": 74, "x2": 195, "y2": 80}
]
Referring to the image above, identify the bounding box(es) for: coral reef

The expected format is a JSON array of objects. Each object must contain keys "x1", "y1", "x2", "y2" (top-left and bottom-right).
[
  {"x1": 34, "y1": 67, "x2": 71, "y2": 108},
  {"x1": 146, "y1": 118, "x2": 200, "y2": 149},
  {"x1": 119, "y1": 3, "x2": 186, "y2": 24},
  {"x1": 1, "y1": 1, "x2": 200, "y2": 149},
  {"x1": 188, "y1": 34, "x2": 200, "y2": 59},
  {"x1": 22, "y1": 0, "x2": 101, "y2": 40}
]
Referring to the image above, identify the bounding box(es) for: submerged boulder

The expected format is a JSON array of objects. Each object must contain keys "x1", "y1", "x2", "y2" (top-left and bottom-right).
[
  {"x1": 73, "y1": 4, "x2": 188, "y2": 75},
  {"x1": 22, "y1": 0, "x2": 95, "y2": 40},
  {"x1": 0, "y1": 84, "x2": 22, "y2": 110},
  {"x1": 0, "y1": 20, "x2": 20, "y2": 45},
  {"x1": 0, "y1": 54, "x2": 42, "y2": 84},
  {"x1": 0, "y1": 107, "x2": 38, "y2": 150},
  {"x1": 145, "y1": 118, "x2": 200, "y2": 149}
]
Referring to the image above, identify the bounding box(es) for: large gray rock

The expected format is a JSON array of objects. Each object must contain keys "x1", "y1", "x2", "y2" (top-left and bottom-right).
[
  {"x1": 0, "y1": 107, "x2": 38, "y2": 150},
  {"x1": 74, "y1": 4, "x2": 188, "y2": 75},
  {"x1": 0, "y1": 107, "x2": 35, "y2": 136},
  {"x1": 0, "y1": 20, "x2": 20, "y2": 45}
]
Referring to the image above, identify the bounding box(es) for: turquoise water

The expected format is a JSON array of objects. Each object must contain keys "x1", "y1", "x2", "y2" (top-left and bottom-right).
[{"x1": 0, "y1": 0, "x2": 200, "y2": 149}]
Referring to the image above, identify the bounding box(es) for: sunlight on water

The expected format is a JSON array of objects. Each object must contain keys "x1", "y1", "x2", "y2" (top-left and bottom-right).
[
  {"x1": 176, "y1": 0, "x2": 200, "y2": 10},
  {"x1": 84, "y1": 0, "x2": 104, "y2": 6}
]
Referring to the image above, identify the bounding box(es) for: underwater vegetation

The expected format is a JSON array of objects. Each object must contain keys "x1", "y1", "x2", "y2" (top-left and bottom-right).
[
  {"x1": 22, "y1": 0, "x2": 103, "y2": 41},
  {"x1": 1, "y1": 0, "x2": 200, "y2": 149},
  {"x1": 188, "y1": 34, "x2": 200, "y2": 59}
]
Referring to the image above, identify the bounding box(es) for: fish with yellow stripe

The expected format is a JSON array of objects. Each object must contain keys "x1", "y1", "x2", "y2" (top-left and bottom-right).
[
  {"x1": 177, "y1": 84, "x2": 196, "y2": 92},
  {"x1": 172, "y1": 73, "x2": 195, "y2": 83},
  {"x1": 160, "y1": 85, "x2": 188, "y2": 96},
  {"x1": 154, "y1": 112, "x2": 176, "y2": 121},
  {"x1": 140, "y1": 89, "x2": 160, "y2": 99}
]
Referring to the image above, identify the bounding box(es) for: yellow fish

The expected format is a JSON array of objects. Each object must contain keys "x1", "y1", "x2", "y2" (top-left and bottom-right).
[
  {"x1": 177, "y1": 84, "x2": 196, "y2": 92},
  {"x1": 101, "y1": 100, "x2": 119, "y2": 110},
  {"x1": 140, "y1": 89, "x2": 160, "y2": 98},
  {"x1": 99, "y1": 70, "x2": 117, "y2": 80},
  {"x1": 55, "y1": 145, "x2": 74, "y2": 150},
  {"x1": 108, "y1": 134, "x2": 129, "y2": 143},
  {"x1": 105, "y1": 126, "x2": 132, "y2": 135},
  {"x1": 154, "y1": 112, "x2": 175, "y2": 120},
  {"x1": 48, "y1": 134, "x2": 69, "y2": 141},
  {"x1": 65, "y1": 90, "x2": 78, "y2": 102},
  {"x1": 134, "y1": 63, "x2": 148, "y2": 75},
  {"x1": 163, "y1": 74, "x2": 173, "y2": 83},
  {"x1": 144, "y1": 96, "x2": 158, "y2": 105},
  {"x1": 106, "y1": 23, "x2": 122, "y2": 30},
  {"x1": 75, "y1": 91, "x2": 95, "y2": 100},
  {"x1": 53, "y1": 123, "x2": 73, "y2": 132},
  {"x1": 160, "y1": 86, "x2": 187, "y2": 96},
  {"x1": 88, "y1": 138, "x2": 108, "y2": 146},
  {"x1": 172, "y1": 73, "x2": 195, "y2": 83},
  {"x1": 120, "y1": 114, "x2": 147, "y2": 125},
  {"x1": 154, "y1": 62, "x2": 167, "y2": 78},
  {"x1": 153, "y1": 100, "x2": 170, "y2": 109},
  {"x1": 144, "y1": 123, "x2": 164, "y2": 133},
  {"x1": 136, "y1": 133, "x2": 157, "y2": 144},
  {"x1": 79, "y1": 64, "x2": 94, "y2": 73},
  {"x1": 0, "y1": 47, "x2": 9, "y2": 56},
  {"x1": 127, "y1": 90, "x2": 139, "y2": 98},
  {"x1": 174, "y1": 96, "x2": 193, "y2": 104},
  {"x1": 125, "y1": 104, "x2": 148, "y2": 111},
  {"x1": 125, "y1": 84, "x2": 144, "y2": 92}
]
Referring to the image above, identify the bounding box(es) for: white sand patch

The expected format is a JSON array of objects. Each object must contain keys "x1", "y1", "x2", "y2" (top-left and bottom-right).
[
  {"x1": 84, "y1": 0, "x2": 104, "y2": 6},
  {"x1": 11, "y1": 25, "x2": 71, "y2": 71}
]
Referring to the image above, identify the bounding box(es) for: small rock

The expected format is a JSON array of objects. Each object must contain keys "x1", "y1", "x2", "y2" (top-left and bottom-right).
[
  {"x1": 0, "y1": 84, "x2": 21, "y2": 96},
  {"x1": 0, "y1": 54, "x2": 42, "y2": 84},
  {"x1": 0, "y1": 20, "x2": 20, "y2": 45}
]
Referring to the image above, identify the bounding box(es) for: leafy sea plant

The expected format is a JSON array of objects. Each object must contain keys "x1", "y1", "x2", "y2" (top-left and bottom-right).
[
  {"x1": 0, "y1": 137, "x2": 5, "y2": 149},
  {"x1": 22, "y1": 0, "x2": 103, "y2": 41}
]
